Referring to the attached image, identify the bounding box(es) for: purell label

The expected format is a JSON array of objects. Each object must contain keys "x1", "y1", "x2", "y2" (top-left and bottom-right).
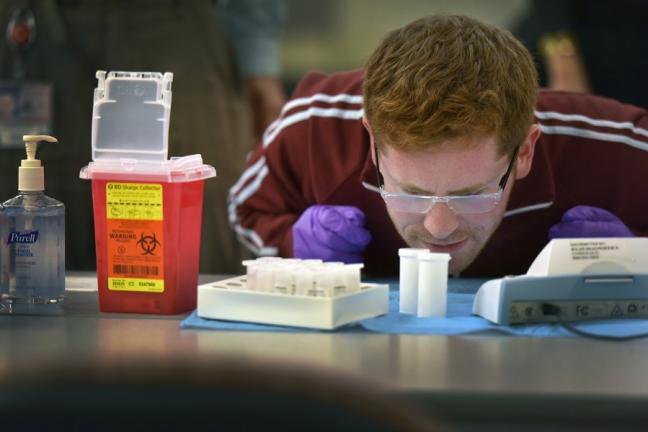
[{"x1": 7, "y1": 230, "x2": 39, "y2": 245}]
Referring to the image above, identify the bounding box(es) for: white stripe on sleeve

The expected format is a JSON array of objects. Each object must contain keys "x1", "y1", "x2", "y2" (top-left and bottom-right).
[
  {"x1": 264, "y1": 93, "x2": 363, "y2": 139},
  {"x1": 535, "y1": 110, "x2": 648, "y2": 139},
  {"x1": 264, "y1": 107, "x2": 364, "y2": 147},
  {"x1": 362, "y1": 181, "x2": 380, "y2": 194},
  {"x1": 504, "y1": 201, "x2": 553, "y2": 218},
  {"x1": 539, "y1": 124, "x2": 648, "y2": 152},
  {"x1": 229, "y1": 156, "x2": 266, "y2": 198}
]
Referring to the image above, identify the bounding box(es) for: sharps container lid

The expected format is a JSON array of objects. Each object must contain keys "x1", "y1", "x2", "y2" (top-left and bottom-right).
[
  {"x1": 80, "y1": 70, "x2": 216, "y2": 183},
  {"x1": 92, "y1": 71, "x2": 172, "y2": 161}
]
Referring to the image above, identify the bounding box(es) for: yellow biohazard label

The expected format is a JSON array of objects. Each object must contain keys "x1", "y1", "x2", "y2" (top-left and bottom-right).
[
  {"x1": 106, "y1": 182, "x2": 165, "y2": 293},
  {"x1": 108, "y1": 277, "x2": 165, "y2": 293},
  {"x1": 106, "y1": 182, "x2": 163, "y2": 221}
]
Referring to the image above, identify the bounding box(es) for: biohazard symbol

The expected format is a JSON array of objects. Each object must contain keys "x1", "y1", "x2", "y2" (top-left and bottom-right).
[{"x1": 137, "y1": 232, "x2": 161, "y2": 255}]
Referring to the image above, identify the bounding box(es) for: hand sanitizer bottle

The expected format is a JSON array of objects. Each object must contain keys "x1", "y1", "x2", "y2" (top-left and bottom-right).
[{"x1": 0, "y1": 135, "x2": 65, "y2": 314}]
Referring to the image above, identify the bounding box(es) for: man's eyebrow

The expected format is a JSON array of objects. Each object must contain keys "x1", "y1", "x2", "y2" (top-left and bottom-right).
[{"x1": 401, "y1": 181, "x2": 490, "y2": 196}]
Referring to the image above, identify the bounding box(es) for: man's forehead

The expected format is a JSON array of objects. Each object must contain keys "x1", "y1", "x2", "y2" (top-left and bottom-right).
[
  {"x1": 380, "y1": 136, "x2": 507, "y2": 194},
  {"x1": 380, "y1": 135, "x2": 502, "y2": 165}
]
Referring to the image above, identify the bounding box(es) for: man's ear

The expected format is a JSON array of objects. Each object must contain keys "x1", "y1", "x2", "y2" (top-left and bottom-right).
[
  {"x1": 362, "y1": 116, "x2": 372, "y2": 133},
  {"x1": 514, "y1": 123, "x2": 541, "y2": 180},
  {"x1": 363, "y1": 117, "x2": 378, "y2": 165}
]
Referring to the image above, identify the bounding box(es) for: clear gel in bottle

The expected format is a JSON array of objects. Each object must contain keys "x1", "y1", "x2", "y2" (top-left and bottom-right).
[{"x1": 0, "y1": 135, "x2": 65, "y2": 314}]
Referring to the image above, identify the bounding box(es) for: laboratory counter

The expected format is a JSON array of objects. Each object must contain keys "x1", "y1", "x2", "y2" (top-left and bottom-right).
[{"x1": 2, "y1": 274, "x2": 648, "y2": 431}]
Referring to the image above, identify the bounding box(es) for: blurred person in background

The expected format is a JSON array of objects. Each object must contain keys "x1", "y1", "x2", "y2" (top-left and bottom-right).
[
  {"x1": 0, "y1": 0, "x2": 286, "y2": 274},
  {"x1": 514, "y1": 0, "x2": 648, "y2": 107}
]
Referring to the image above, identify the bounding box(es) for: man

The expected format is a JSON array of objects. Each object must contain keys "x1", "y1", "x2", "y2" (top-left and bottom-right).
[{"x1": 229, "y1": 15, "x2": 648, "y2": 277}]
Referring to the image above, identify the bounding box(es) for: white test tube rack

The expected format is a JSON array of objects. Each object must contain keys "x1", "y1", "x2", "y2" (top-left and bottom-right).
[{"x1": 197, "y1": 257, "x2": 389, "y2": 329}]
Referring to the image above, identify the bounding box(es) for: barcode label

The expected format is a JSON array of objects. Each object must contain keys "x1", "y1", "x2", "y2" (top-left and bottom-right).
[{"x1": 112, "y1": 264, "x2": 159, "y2": 276}]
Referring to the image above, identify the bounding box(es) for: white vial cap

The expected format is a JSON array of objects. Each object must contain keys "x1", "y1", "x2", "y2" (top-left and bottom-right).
[
  {"x1": 257, "y1": 257, "x2": 283, "y2": 262},
  {"x1": 398, "y1": 248, "x2": 429, "y2": 257},
  {"x1": 418, "y1": 252, "x2": 451, "y2": 262}
]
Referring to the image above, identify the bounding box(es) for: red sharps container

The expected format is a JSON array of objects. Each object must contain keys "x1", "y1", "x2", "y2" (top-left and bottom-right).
[{"x1": 80, "y1": 71, "x2": 215, "y2": 314}]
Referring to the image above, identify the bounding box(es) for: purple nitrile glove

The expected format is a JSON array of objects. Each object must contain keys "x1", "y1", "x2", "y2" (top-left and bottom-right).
[
  {"x1": 292, "y1": 205, "x2": 372, "y2": 263},
  {"x1": 549, "y1": 205, "x2": 634, "y2": 239}
]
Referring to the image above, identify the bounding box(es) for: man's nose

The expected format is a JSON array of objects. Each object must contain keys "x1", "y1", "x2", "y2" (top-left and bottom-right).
[{"x1": 422, "y1": 202, "x2": 460, "y2": 239}]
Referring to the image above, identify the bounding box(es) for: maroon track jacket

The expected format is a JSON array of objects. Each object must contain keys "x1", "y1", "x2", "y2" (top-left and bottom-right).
[{"x1": 229, "y1": 69, "x2": 648, "y2": 277}]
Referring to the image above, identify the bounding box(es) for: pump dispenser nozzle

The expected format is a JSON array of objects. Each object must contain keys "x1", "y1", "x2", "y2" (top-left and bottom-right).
[{"x1": 19, "y1": 135, "x2": 58, "y2": 191}]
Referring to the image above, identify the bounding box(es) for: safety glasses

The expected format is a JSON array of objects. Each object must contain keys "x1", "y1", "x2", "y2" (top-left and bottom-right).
[{"x1": 373, "y1": 144, "x2": 519, "y2": 215}]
